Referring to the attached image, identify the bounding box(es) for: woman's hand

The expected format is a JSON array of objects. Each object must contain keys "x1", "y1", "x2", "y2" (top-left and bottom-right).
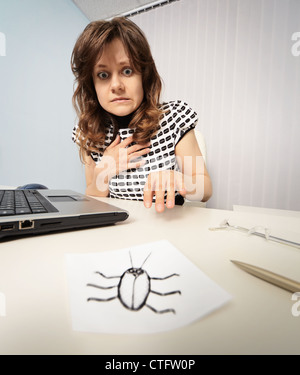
[
  {"x1": 85, "y1": 134, "x2": 150, "y2": 196},
  {"x1": 101, "y1": 134, "x2": 150, "y2": 179},
  {"x1": 143, "y1": 170, "x2": 186, "y2": 213}
]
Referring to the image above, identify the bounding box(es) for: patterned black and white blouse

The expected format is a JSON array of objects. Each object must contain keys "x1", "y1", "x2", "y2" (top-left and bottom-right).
[{"x1": 72, "y1": 100, "x2": 198, "y2": 203}]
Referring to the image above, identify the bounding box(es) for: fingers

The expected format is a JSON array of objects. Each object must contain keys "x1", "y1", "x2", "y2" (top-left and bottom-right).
[
  {"x1": 107, "y1": 134, "x2": 121, "y2": 148},
  {"x1": 122, "y1": 143, "x2": 150, "y2": 171},
  {"x1": 122, "y1": 137, "x2": 150, "y2": 170},
  {"x1": 105, "y1": 135, "x2": 150, "y2": 174},
  {"x1": 155, "y1": 172, "x2": 170, "y2": 212},
  {"x1": 127, "y1": 157, "x2": 146, "y2": 170},
  {"x1": 114, "y1": 135, "x2": 150, "y2": 161},
  {"x1": 174, "y1": 172, "x2": 186, "y2": 198},
  {"x1": 143, "y1": 171, "x2": 186, "y2": 213},
  {"x1": 127, "y1": 141, "x2": 150, "y2": 153},
  {"x1": 110, "y1": 135, "x2": 150, "y2": 151},
  {"x1": 143, "y1": 176, "x2": 154, "y2": 209},
  {"x1": 165, "y1": 188, "x2": 175, "y2": 209},
  {"x1": 108, "y1": 135, "x2": 135, "y2": 149},
  {"x1": 127, "y1": 142, "x2": 151, "y2": 167},
  {"x1": 128, "y1": 148, "x2": 151, "y2": 163},
  {"x1": 119, "y1": 135, "x2": 134, "y2": 148}
]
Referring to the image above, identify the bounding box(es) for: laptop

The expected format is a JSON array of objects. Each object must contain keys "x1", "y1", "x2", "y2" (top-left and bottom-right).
[{"x1": 0, "y1": 189, "x2": 129, "y2": 239}]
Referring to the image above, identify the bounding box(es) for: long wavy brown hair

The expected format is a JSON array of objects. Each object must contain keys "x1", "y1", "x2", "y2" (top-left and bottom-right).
[{"x1": 71, "y1": 17, "x2": 163, "y2": 159}]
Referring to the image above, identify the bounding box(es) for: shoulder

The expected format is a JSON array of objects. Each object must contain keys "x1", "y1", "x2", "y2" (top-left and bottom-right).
[
  {"x1": 159, "y1": 100, "x2": 198, "y2": 128},
  {"x1": 158, "y1": 100, "x2": 198, "y2": 144},
  {"x1": 160, "y1": 100, "x2": 197, "y2": 117}
]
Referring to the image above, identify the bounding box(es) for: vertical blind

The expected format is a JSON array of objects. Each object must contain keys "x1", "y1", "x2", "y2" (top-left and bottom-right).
[{"x1": 132, "y1": 0, "x2": 300, "y2": 210}]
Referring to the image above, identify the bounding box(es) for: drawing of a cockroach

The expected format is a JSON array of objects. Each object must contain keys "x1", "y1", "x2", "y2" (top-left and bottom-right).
[{"x1": 87, "y1": 252, "x2": 181, "y2": 314}]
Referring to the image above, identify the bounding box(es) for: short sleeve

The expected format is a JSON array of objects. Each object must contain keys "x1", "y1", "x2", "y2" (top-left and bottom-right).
[{"x1": 165, "y1": 101, "x2": 198, "y2": 146}]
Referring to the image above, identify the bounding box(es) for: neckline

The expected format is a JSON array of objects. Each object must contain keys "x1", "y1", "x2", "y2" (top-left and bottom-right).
[{"x1": 111, "y1": 113, "x2": 133, "y2": 129}]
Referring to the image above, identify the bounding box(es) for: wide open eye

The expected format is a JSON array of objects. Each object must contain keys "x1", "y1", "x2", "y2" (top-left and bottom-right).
[
  {"x1": 122, "y1": 68, "x2": 133, "y2": 77},
  {"x1": 98, "y1": 71, "x2": 109, "y2": 80}
]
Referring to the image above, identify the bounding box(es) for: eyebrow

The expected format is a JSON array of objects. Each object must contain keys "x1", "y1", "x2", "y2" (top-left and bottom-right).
[{"x1": 95, "y1": 60, "x2": 131, "y2": 69}]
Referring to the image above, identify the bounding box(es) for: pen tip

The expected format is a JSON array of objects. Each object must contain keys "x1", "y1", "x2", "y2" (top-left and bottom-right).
[{"x1": 230, "y1": 260, "x2": 244, "y2": 268}]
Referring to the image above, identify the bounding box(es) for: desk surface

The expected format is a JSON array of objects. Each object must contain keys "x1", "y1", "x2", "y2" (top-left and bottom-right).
[{"x1": 0, "y1": 196, "x2": 299, "y2": 354}]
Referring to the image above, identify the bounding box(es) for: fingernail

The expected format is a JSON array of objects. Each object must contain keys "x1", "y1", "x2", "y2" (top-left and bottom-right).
[
  {"x1": 156, "y1": 203, "x2": 164, "y2": 212},
  {"x1": 166, "y1": 200, "x2": 174, "y2": 208},
  {"x1": 144, "y1": 201, "x2": 151, "y2": 208}
]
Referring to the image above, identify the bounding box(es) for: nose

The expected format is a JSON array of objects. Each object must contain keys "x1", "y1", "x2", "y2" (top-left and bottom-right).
[{"x1": 110, "y1": 73, "x2": 125, "y2": 92}]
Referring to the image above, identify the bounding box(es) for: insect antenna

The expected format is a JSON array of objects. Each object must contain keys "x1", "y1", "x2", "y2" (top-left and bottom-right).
[
  {"x1": 129, "y1": 251, "x2": 134, "y2": 268},
  {"x1": 139, "y1": 252, "x2": 152, "y2": 270},
  {"x1": 128, "y1": 251, "x2": 151, "y2": 270}
]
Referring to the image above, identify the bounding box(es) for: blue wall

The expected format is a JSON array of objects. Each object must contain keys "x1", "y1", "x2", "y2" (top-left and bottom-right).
[{"x1": 0, "y1": 0, "x2": 88, "y2": 191}]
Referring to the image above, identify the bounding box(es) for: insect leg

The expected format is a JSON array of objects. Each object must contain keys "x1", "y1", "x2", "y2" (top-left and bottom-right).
[
  {"x1": 94, "y1": 271, "x2": 121, "y2": 279},
  {"x1": 86, "y1": 283, "x2": 118, "y2": 290},
  {"x1": 145, "y1": 304, "x2": 176, "y2": 314},
  {"x1": 151, "y1": 273, "x2": 180, "y2": 280},
  {"x1": 150, "y1": 289, "x2": 181, "y2": 296},
  {"x1": 87, "y1": 296, "x2": 118, "y2": 302}
]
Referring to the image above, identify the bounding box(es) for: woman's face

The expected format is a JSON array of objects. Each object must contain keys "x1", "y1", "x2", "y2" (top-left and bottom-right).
[{"x1": 93, "y1": 38, "x2": 144, "y2": 117}]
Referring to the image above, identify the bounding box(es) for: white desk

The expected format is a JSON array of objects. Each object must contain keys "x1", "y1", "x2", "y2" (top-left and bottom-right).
[
  {"x1": 233, "y1": 204, "x2": 300, "y2": 218},
  {"x1": 0, "y1": 197, "x2": 299, "y2": 354}
]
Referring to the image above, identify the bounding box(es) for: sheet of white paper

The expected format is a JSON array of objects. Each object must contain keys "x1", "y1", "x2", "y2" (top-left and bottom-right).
[{"x1": 65, "y1": 240, "x2": 231, "y2": 334}]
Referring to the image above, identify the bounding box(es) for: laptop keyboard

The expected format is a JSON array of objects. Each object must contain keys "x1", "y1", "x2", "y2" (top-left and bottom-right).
[{"x1": 0, "y1": 190, "x2": 49, "y2": 216}]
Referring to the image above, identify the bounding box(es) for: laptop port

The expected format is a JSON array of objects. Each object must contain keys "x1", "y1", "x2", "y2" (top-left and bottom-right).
[
  {"x1": 0, "y1": 224, "x2": 15, "y2": 231},
  {"x1": 19, "y1": 220, "x2": 35, "y2": 230}
]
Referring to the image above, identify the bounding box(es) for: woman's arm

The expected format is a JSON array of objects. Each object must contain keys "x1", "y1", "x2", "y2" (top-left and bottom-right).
[
  {"x1": 83, "y1": 151, "x2": 110, "y2": 197},
  {"x1": 84, "y1": 135, "x2": 150, "y2": 197},
  {"x1": 143, "y1": 130, "x2": 212, "y2": 212},
  {"x1": 175, "y1": 129, "x2": 212, "y2": 202}
]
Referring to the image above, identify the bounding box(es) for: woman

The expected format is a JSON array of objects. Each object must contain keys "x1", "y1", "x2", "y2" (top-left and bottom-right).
[{"x1": 71, "y1": 17, "x2": 212, "y2": 213}]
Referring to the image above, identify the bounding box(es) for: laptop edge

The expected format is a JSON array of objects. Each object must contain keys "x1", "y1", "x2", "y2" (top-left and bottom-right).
[{"x1": 0, "y1": 189, "x2": 129, "y2": 239}]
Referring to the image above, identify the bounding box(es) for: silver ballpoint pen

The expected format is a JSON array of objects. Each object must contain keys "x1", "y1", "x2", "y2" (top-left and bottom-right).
[{"x1": 231, "y1": 260, "x2": 300, "y2": 293}]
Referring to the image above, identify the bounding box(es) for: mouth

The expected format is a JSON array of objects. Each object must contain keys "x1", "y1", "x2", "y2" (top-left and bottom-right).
[{"x1": 111, "y1": 97, "x2": 130, "y2": 103}]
